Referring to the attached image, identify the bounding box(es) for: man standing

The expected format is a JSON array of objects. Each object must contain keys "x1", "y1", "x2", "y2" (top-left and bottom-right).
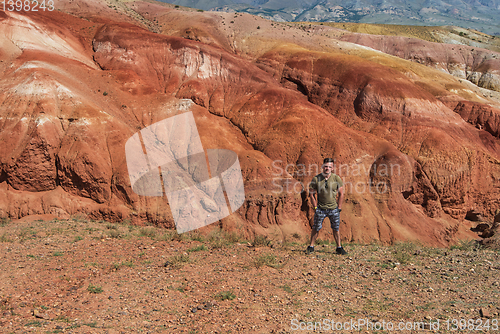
[{"x1": 307, "y1": 158, "x2": 346, "y2": 255}]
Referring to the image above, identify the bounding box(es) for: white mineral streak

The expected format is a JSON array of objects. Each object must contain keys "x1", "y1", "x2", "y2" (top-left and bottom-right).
[
  {"x1": 11, "y1": 75, "x2": 75, "y2": 98},
  {"x1": 177, "y1": 48, "x2": 229, "y2": 80},
  {"x1": 1, "y1": 12, "x2": 98, "y2": 69}
]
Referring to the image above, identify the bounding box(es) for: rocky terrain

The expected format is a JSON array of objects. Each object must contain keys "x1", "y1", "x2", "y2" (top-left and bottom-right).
[
  {"x1": 0, "y1": 0, "x2": 500, "y2": 246},
  {"x1": 339, "y1": 31, "x2": 500, "y2": 93},
  {"x1": 161, "y1": 0, "x2": 500, "y2": 36},
  {"x1": 326, "y1": 23, "x2": 500, "y2": 52},
  {"x1": 0, "y1": 215, "x2": 499, "y2": 333}
]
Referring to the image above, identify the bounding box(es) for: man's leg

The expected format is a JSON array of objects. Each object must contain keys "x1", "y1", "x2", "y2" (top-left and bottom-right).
[
  {"x1": 333, "y1": 229, "x2": 346, "y2": 254},
  {"x1": 307, "y1": 208, "x2": 325, "y2": 253},
  {"x1": 330, "y1": 208, "x2": 347, "y2": 255},
  {"x1": 310, "y1": 229, "x2": 320, "y2": 247},
  {"x1": 333, "y1": 230, "x2": 341, "y2": 248}
]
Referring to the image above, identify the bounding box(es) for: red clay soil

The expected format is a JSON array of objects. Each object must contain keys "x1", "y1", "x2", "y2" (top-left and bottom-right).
[{"x1": 0, "y1": 216, "x2": 499, "y2": 333}]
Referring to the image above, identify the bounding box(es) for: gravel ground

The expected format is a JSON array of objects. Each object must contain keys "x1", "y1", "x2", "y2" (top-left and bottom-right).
[{"x1": 1, "y1": 217, "x2": 499, "y2": 333}]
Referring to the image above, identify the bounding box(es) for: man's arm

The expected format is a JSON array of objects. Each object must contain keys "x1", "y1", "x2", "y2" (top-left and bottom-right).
[
  {"x1": 337, "y1": 186, "x2": 344, "y2": 210},
  {"x1": 309, "y1": 188, "x2": 317, "y2": 209}
]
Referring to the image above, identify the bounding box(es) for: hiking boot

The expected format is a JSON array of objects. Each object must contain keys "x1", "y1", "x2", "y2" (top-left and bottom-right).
[
  {"x1": 306, "y1": 246, "x2": 314, "y2": 254},
  {"x1": 336, "y1": 246, "x2": 347, "y2": 255}
]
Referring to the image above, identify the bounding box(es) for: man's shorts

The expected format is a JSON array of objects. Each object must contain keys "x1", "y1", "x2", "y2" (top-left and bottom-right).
[{"x1": 313, "y1": 207, "x2": 341, "y2": 232}]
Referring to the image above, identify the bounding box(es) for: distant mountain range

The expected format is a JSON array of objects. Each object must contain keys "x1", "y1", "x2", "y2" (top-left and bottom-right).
[{"x1": 159, "y1": 0, "x2": 500, "y2": 35}]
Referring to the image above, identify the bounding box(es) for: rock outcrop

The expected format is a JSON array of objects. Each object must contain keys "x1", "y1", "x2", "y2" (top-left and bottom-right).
[
  {"x1": 256, "y1": 46, "x2": 500, "y2": 223},
  {"x1": 449, "y1": 101, "x2": 500, "y2": 138}
]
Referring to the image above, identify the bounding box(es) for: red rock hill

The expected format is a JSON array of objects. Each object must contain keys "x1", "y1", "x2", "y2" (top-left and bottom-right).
[{"x1": 0, "y1": 2, "x2": 499, "y2": 246}]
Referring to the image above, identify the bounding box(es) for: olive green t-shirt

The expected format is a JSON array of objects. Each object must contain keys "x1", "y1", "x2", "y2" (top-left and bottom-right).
[{"x1": 309, "y1": 173, "x2": 343, "y2": 209}]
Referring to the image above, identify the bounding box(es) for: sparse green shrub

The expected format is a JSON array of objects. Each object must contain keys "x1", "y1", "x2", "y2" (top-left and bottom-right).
[
  {"x1": 83, "y1": 321, "x2": 98, "y2": 328},
  {"x1": 18, "y1": 228, "x2": 35, "y2": 242},
  {"x1": 254, "y1": 253, "x2": 281, "y2": 269},
  {"x1": 392, "y1": 241, "x2": 418, "y2": 264},
  {"x1": 315, "y1": 238, "x2": 331, "y2": 245},
  {"x1": 158, "y1": 230, "x2": 184, "y2": 242},
  {"x1": 25, "y1": 320, "x2": 43, "y2": 327},
  {"x1": 0, "y1": 234, "x2": 12, "y2": 243},
  {"x1": 55, "y1": 315, "x2": 72, "y2": 323},
  {"x1": 280, "y1": 284, "x2": 292, "y2": 293},
  {"x1": 87, "y1": 284, "x2": 103, "y2": 294},
  {"x1": 207, "y1": 228, "x2": 239, "y2": 248},
  {"x1": 215, "y1": 290, "x2": 236, "y2": 301},
  {"x1": 121, "y1": 218, "x2": 132, "y2": 225},
  {"x1": 253, "y1": 235, "x2": 270, "y2": 247},
  {"x1": 0, "y1": 217, "x2": 11, "y2": 227},
  {"x1": 166, "y1": 254, "x2": 190, "y2": 269},
  {"x1": 226, "y1": 231, "x2": 240, "y2": 243},
  {"x1": 188, "y1": 244, "x2": 208, "y2": 252},
  {"x1": 107, "y1": 230, "x2": 122, "y2": 239},
  {"x1": 450, "y1": 239, "x2": 482, "y2": 251},
  {"x1": 84, "y1": 262, "x2": 102, "y2": 268},
  {"x1": 138, "y1": 227, "x2": 157, "y2": 238},
  {"x1": 113, "y1": 260, "x2": 134, "y2": 270},
  {"x1": 187, "y1": 230, "x2": 204, "y2": 242}
]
